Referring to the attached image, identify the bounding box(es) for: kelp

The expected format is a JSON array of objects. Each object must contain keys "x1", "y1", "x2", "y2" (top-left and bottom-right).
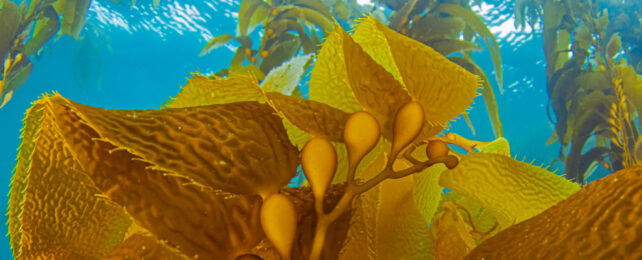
[
  {"x1": 10, "y1": 16, "x2": 614, "y2": 260},
  {"x1": 1, "y1": 0, "x2": 95, "y2": 109},
  {"x1": 468, "y1": 166, "x2": 642, "y2": 259},
  {"x1": 514, "y1": 0, "x2": 642, "y2": 184},
  {"x1": 200, "y1": 0, "x2": 336, "y2": 76},
  {"x1": 375, "y1": 0, "x2": 504, "y2": 139}
]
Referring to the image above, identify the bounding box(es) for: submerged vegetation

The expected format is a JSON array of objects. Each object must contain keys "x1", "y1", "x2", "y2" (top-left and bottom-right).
[
  {"x1": 10, "y1": 16, "x2": 585, "y2": 259},
  {"x1": 515, "y1": 0, "x2": 642, "y2": 184},
  {"x1": 6, "y1": 0, "x2": 642, "y2": 259}
]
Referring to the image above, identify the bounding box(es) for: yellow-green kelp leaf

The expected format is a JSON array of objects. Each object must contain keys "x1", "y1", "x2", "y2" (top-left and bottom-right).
[
  {"x1": 199, "y1": 33, "x2": 235, "y2": 56},
  {"x1": 377, "y1": 176, "x2": 433, "y2": 259},
  {"x1": 9, "y1": 96, "x2": 132, "y2": 259},
  {"x1": 475, "y1": 137, "x2": 510, "y2": 155},
  {"x1": 24, "y1": 5, "x2": 60, "y2": 56},
  {"x1": 433, "y1": 201, "x2": 476, "y2": 259},
  {"x1": 342, "y1": 29, "x2": 411, "y2": 139},
  {"x1": 363, "y1": 17, "x2": 479, "y2": 138},
  {"x1": 439, "y1": 153, "x2": 580, "y2": 229},
  {"x1": 340, "y1": 150, "x2": 432, "y2": 259},
  {"x1": 163, "y1": 73, "x2": 264, "y2": 108},
  {"x1": 261, "y1": 53, "x2": 312, "y2": 95},
  {"x1": 352, "y1": 16, "x2": 405, "y2": 88},
  {"x1": 0, "y1": 0, "x2": 19, "y2": 64},
  {"x1": 54, "y1": 0, "x2": 92, "y2": 39},
  {"x1": 435, "y1": 3, "x2": 503, "y2": 92},
  {"x1": 467, "y1": 166, "x2": 642, "y2": 259},
  {"x1": 309, "y1": 24, "x2": 361, "y2": 113}
]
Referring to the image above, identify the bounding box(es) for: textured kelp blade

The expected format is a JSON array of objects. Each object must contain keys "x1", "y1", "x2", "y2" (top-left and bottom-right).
[
  {"x1": 264, "y1": 91, "x2": 371, "y2": 184},
  {"x1": 236, "y1": 64, "x2": 266, "y2": 81},
  {"x1": 45, "y1": 94, "x2": 267, "y2": 258},
  {"x1": 309, "y1": 24, "x2": 361, "y2": 113},
  {"x1": 369, "y1": 17, "x2": 479, "y2": 138},
  {"x1": 24, "y1": 5, "x2": 60, "y2": 56},
  {"x1": 434, "y1": 192, "x2": 499, "y2": 244},
  {"x1": 340, "y1": 149, "x2": 433, "y2": 259},
  {"x1": 0, "y1": 0, "x2": 19, "y2": 67},
  {"x1": 199, "y1": 33, "x2": 235, "y2": 56},
  {"x1": 433, "y1": 202, "x2": 476, "y2": 259},
  {"x1": 7, "y1": 102, "x2": 44, "y2": 255},
  {"x1": 266, "y1": 92, "x2": 350, "y2": 142},
  {"x1": 261, "y1": 54, "x2": 312, "y2": 95},
  {"x1": 9, "y1": 100, "x2": 46, "y2": 254},
  {"x1": 467, "y1": 166, "x2": 642, "y2": 259},
  {"x1": 163, "y1": 73, "x2": 264, "y2": 108},
  {"x1": 439, "y1": 153, "x2": 580, "y2": 229},
  {"x1": 449, "y1": 56, "x2": 503, "y2": 137},
  {"x1": 102, "y1": 233, "x2": 189, "y2": 259},
  {"x1": 338, "y1": 150, "x2": 382, "y2": 260},
  {"x1": 68, "y1": 97, "x2": 299, "y2": 197},
  {"x1": 352, "y1": 16, "x2": 405, "y2": 88},
  {"x1": 435, "y1": 3, "x2": 503, "y2": 92},
  {"x1": 377, "y1": 176, "x2": 433, "y2": 258},
  {"x1": 9, "y1": 97, "x2": 131, "y2": 258},
  {"x1": 401, "y1": 144, "x2": 445, "y2": 233},
  {"x1": 342, "y1": 29, "x2": 411, "y2": 139},
  {"x1": 53, "y1": 0, "x2": 91, "y2": 38}
]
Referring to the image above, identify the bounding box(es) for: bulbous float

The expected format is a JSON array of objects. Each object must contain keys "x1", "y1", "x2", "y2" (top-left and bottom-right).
[
  {"x1": 260, "y1": 193, "x2": 297, "y2": 260},
  {"x1": 301, "y1": 137, "x2": 337, "y2": 202},
  {"x1": 344, "y1": 111, "x2": 380, "y2": 172},
  {"x1": 391, "y1": 101, "x2": 425, "y2": 156}
]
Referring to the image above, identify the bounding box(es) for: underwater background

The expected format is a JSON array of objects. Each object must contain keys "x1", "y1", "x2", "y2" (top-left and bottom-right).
[{"x1": 1, "y1": 0, "x2": 630, "y2": 258}]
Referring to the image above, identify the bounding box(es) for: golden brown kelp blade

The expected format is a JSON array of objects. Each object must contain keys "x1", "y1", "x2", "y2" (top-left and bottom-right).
[
  {"x1": 9, "y1": 93, "x2": 305, "y2": 258},
  {"x1": 9, "y1": 97, "x2": 132, "y2": 259},
  {"x1": 62, "y1": 95, "x2": 300, "y2": 197},
  {"x1": 102, "y1": 233, "x2": 189, "y2": 260},
  {"x1": 266, "y1": 92, "x2": 351, "y2": 143},
  {"x1": 466, "y1": 166, "x2": 642, "y2": 259}
]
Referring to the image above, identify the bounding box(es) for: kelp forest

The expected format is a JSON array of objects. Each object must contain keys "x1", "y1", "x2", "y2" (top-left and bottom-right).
[{"x1": 2, "y1": 0, "x2": 642, "y2": 259}]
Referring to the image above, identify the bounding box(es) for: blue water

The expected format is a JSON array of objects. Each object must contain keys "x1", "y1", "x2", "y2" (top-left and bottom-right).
[{"x1": 0, "y1": 0, "x2": 578, "y2": 257}]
